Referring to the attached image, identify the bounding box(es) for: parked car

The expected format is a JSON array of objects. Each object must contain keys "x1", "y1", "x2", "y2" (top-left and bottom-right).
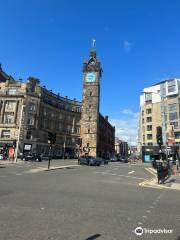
[
  {"x1": 39, "y1": 154, "x2": 50, "y2": 161},
  {"x1": 79, "y1": 156, "x2": 102, "y2": 166},
  {"x1": 119, "y1": 157, "x2": 128, "y2": 163},
  {"x1": 21, "y1": 153, "x2": 50, "y2": 162},
  {"x1": 110, "y1": 156, "x2": 118, "y2": 162},
  {"x1": 21, "y1": 153, "x2": 42, "y2": 162}
]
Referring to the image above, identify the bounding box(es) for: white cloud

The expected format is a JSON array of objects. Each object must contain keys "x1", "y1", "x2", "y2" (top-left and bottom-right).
[
  {"x1": 121, "y1": 109, "x2": 138, "y2": 117},
  {"x1": 110, "y1": 109, "x2": 139, "y2": 146},
  {"x1": 123, "y1": 40, "x2": 132, "y2": 53}
]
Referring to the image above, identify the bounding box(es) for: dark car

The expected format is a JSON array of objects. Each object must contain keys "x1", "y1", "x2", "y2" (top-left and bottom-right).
[
  {"x1": 119, "y1": 157, "x2": 128, "y2": 163},
  {"x1": 21, "y1": 153, "x2": 41, "y2": 162},
  {"x1": 110, "y1": 156, "x2": 118, "y2": 162},
  {"x1": 79, "y1": 156, "x2": 102, "y2": 166},
  {"x1": 21, "y1": 153, "x2": 49, "y2": 162}
]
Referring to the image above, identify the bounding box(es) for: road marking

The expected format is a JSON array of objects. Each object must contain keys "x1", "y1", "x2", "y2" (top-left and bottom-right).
[
  {"x1": 138, "y1": 222, "x2": 143, "y2": 225},
  {"x1": 146, "y1": 210, "x2": 151, "y2": 213},
  {"x1": 145, "y1": 167, "x2": 157, "y2": 177},
  {"x1": 16, "y1": 173, "x2": 22, "y2": 175},
  {"x1": 94, "y1": 171, "x2": 146, "y2": 180},
  {"x1": 142, "y1": 215, "x2": 147, "y2": 219},
  {"x1": 128, "y1": 171, "x2": 135, "y2": 174}
]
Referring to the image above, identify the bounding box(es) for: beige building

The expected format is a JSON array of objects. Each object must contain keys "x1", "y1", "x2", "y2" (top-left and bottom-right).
[
  {"x1": 138, "y1": 79, "x2": 180, "y2": 157},
  {"x1": 0, "y1": 66, "x2": 81, "y2": 158},
  {"x1": 115, "y1": 137, "x2": 128, "y2": 157}
]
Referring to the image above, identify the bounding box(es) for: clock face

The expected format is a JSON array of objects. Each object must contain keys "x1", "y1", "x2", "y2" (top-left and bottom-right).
[{"x1": 86, "y1": 72, "x2": 96, "y2": 82}]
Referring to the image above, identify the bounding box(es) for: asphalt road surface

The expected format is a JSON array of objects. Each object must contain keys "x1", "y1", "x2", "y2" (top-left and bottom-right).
[{"x1": 0, "y1": 160, "x2": 180, "y2": 240}]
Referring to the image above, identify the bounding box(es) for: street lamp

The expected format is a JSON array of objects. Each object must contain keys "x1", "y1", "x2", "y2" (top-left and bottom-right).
[{"x1": 142, "y1": 91, "x2": 167, "y2": 158}]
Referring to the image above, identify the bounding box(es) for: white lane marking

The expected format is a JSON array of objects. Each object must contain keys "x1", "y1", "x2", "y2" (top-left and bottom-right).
[
  {"x1": 16, "y1": 173, "x2": 22, "y2": 175},
  {"x1": 142, "y1": 215, "x2": 147, "y2": 219},
  {"x1": 138, "y1": 222, "x2": 143, "y2": 225},
  {"x1": 146, "y1": 210, "x2": 151, "y2": 213},
  {"x1": 94, "y1": 171, "x2": 146, "y2": 180},
  {"x1": 150, "y1": 206, "x2": 154, "y2": 209},
  {"x1": 128, "y1": 171, "x2": 135, "y2": 174}
]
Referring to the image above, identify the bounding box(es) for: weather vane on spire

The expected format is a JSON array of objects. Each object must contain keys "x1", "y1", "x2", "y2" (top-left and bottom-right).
[{"x1": 92, "y1": 39, "x2": 96, "y2": 49}]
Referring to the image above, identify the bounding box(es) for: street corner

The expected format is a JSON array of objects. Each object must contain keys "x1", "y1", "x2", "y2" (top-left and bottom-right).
[{"x1": 139, "y1": 167, "x2": 180, "y2": 190}]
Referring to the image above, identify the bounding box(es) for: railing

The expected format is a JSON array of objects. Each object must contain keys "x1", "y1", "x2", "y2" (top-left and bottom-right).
[{"x1": 0, "y1": 90, "x2": 25, "y2": 96}]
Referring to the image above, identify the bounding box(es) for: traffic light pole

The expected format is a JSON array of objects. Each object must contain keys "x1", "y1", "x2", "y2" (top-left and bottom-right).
[
  {"x1": 48, "y1": 144, "x2": 52, "y2": 170},
  {"x1": 161, "y1": 96, "x2": 168, "y2": 160}
]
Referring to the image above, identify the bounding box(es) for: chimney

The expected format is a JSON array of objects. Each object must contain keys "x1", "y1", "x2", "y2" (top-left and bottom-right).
[{"x1": 105, "y1": 115, "x2": 109, "y2": 121}]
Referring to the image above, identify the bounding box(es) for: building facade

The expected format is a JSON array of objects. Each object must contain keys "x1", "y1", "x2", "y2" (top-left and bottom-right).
[
  {"x1": 115, "y1": 137, "x2": 128, "y2": 157},
  {"x1": 0, "y1": 67, "x2": 81, "y2": 158},
  {"x1": 80, "y1": 48, "x2": 115, "y2": 158},
  {"x1": 138, "y1": 79, "x2": 180, "y2": 158},
  {"x1": 0, "y1": 47, "x2": 115, "y2": 159}
]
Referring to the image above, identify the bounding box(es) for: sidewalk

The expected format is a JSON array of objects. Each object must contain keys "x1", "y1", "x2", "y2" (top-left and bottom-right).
[
  {"x1": 0, "y1": 159, "x2": 78, "y2": 166},
  {"x1": 140, "y1": 167, "x2": 180, "y2": 190},
  {"x1": 0, "y1": 159, "x2": 17, "y2": 165}
]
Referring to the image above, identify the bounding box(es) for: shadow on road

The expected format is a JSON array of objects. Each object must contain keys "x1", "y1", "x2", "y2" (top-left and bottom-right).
[
  {"x1": 165, "y1": 178, "x2": 175, "y2": 184},
  {"x1": 85, "y1": 234, "x2": 101, "y2": 240}
]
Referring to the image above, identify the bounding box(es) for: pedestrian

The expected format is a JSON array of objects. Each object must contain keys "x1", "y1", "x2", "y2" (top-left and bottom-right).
[
  {"x1": 157, "y1": 160, "x2": 163, "y2": 184},
  {"x1": 176, "y1": 159, "x2": 179, "y2": 171},
  {"x1": 168, "y1": 158, "x2": 173, "y2": 177}
]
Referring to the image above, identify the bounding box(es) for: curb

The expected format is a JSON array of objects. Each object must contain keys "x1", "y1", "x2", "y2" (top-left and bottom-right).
[
  {"x1": 24, "y1": 165, "x2": 80, "y2": 173},
  {"x1": 139, "y1": 167, "x2": 180, "y2": 191}
]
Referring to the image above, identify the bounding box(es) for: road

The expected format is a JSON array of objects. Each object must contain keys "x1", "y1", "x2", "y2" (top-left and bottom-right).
[{"x1": 0, "y1": 160, "x2": 180, "y2": 240}]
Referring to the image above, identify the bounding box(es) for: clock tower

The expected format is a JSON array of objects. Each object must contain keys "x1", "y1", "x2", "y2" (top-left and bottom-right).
[{"x1": 80, "y1": 46, "x2": 102, "y2": 157}]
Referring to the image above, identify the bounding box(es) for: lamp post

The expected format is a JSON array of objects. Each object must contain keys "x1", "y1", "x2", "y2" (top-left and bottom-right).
[{"x1": 142, "y1": 91, "x2": 167, "y2": 159}]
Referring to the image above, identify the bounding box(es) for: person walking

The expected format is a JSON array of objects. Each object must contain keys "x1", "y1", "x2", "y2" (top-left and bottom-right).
[
  {"x1": 157, "y1": 160, "x2": 164, "y2": 184},
  {"x1": 176, "y1": 159, "x2": 179, "y2": 171},
  {"x1": 168, "y1": 157, "x2": 173, "y2": 177}
]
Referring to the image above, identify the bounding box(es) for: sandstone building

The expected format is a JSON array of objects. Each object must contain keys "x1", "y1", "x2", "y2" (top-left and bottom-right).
[
  {"x1": 0, "y1": 66, "x2": 81, "y2": 158},
  {"x1": 80, "y1": 48, "x2": 115, "y2": 158},
  {"x1": 0, "y1": 48, "x2": 115, "y2": 159}
]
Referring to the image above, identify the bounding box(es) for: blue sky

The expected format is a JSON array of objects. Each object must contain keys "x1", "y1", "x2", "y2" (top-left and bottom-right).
[{"x1": 1, "y1": 0, "x2": 180, "y2": 144}]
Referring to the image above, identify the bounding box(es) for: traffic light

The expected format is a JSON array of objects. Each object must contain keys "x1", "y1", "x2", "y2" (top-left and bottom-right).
[
  {"x1": 48, "y1": 132, "x2": 56, "y2": 144},
  {"x1": 156, "y1": 126, "x2": 163, "y2": 146},
  {"x1": 13, "y1": 140, "x2": 16, "y2": 148},
  {"x1": 48, "y1": 132, "x2": 53, "y2": 144}
]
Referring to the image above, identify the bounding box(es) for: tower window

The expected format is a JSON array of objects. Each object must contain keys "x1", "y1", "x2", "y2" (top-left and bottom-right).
[
  {"x1": 89, "y1": 104, "x2": 91, "y2": 108},
  {"x1": 90, "y1": 91, "x2": 92, "y2": 96},
  {"x1": 89, "y1": 116, "x2": 91, "y2": 121},
  {"x1": 87, "y1": 143, "x2": 89, "y2": 147},
  {"x1": 88, "y1": 129, "x2": 90, "y2": 133}
]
